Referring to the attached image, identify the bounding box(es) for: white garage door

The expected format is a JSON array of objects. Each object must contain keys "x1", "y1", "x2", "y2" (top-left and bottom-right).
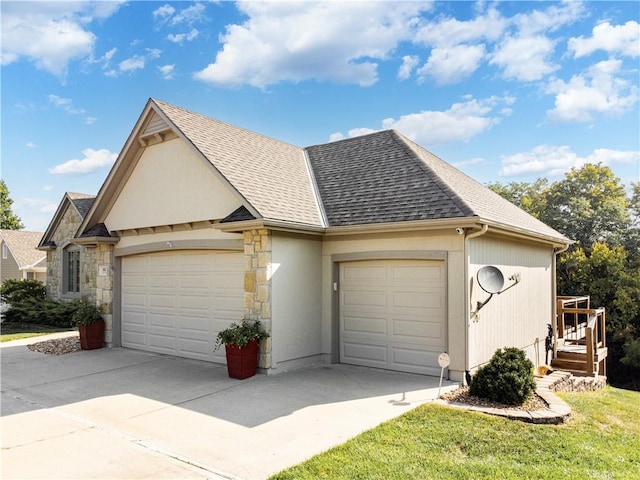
[
  {"x1": 340, "y1": 259, "x2": 446, "y2": 376},
  {"x1": 121, "y1": 250, "x2": 244, "y2": 363}
]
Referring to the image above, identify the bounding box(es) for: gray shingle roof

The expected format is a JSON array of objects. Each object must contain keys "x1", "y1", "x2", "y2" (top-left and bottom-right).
[
  {"x1": 306, "y1": 130, "x2": 474, "y2": 226},
  {"x1": 145, "y1": 100, "x2": 567, "y2": 243},
  {"x1": 68, "y1": 193, "x2": 96, "y2": 219},
  {"x1": 152, "y1": 100, "x2": 323, "y2": 227},
  {"x1": 0, "y1": 230, "x2": 46, "y2": 269}
]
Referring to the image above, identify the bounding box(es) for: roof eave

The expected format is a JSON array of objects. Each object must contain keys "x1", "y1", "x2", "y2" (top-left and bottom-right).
[
  {"x1": 477, "y1": 218, "x2": 572, "y2": 247},
  {"x1": 216, "y1": 218, "x2": 326, "y2": 236},
  {"x1": 73, "y1": 236, "x2": 120, "y2": 246},
  {"x1": 325, "y1": 217, "x2": 481, "y2": 236}
]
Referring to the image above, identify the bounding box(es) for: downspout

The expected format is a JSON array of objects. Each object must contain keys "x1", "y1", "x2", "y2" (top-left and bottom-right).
[
  {"x1": 463, "y1": 223, "x2": 488, "y2": 384},
  {"x1": 552, "y1": 243, "x2": 570, "y2": 361}
]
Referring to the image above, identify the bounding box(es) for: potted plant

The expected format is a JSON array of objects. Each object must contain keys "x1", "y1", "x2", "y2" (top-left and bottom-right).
[
  {"x1": 214, "y1": 320, "x2": 269, "y2": 379},
  {"x1": 72, "y1": 301, "x2": 105, "y2": 350}
]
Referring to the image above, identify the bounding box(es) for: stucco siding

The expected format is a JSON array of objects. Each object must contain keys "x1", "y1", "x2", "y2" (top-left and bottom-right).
[
  {"x1": 104, "y1": 138, "x2": 242, "y2": 231},
  {"x1": 468, "y1": 235, "x2": 553, "y2": 371},
  {"x1": 321, "y1": 230, "x2": 465, "y2": 379},
  {"x1": 271, "y1": 234, "x2": 323, "y2": 370}
]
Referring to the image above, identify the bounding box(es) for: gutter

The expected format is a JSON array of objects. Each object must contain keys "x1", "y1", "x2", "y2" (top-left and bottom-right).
[{"x1": 463, "y1": 223, "x2": 488, "y2": 383}]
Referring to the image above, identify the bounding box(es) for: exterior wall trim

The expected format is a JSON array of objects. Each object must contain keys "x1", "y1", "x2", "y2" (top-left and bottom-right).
[{"x1": 114, "y1": 239, "x2": 243, "y2": 257}]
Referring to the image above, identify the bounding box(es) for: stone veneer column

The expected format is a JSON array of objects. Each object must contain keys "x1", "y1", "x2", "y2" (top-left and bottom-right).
[
  {"x1": 243, "y1": 229, "x2": 272, "y2": 369},
  {"x1": 94, "y1": 244, "x2": 114, "y2": 346}
]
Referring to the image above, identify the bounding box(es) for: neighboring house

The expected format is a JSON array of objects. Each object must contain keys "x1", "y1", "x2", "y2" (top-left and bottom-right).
[
  {"x1": 0, "y1": 230, "x2": 47, "y2": 283},
  {"x1": 39, "y1": 99, "x2": 571, "y2": 382}
]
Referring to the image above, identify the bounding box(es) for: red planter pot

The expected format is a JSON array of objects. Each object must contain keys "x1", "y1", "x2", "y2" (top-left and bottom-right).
[
  {"x1": 225, "y1": 340, "x2": 259, "y2": 379},
  {"x1": 79, "y1": 319, "x2": 105, "y2": 350}
]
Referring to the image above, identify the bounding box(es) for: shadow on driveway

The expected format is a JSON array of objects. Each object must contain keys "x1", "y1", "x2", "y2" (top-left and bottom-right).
[{"x1": 1, "y1": 337, "x2": 458, "y2": 479}]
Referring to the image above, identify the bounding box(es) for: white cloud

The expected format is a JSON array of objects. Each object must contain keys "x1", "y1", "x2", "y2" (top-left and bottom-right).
[
  {"x1": 397, "y1": 55, "x2": 419, "y2": 80},
  {"x1": 84, "y1": 116, "x2": 97, "y2": 125},
  {"x1": 414, "y1": 7, "x2": 506, "y2": 46},
  {"x1": 329, "y1": 132, "x2": 345, "y2": 142},
  {"x1": 452, "y1": 157, "x2": 485, "y2": 168},
  {"x1": 490, "y1": 35, "x2": 558, "y2": 81},
  {"x1": 512, "y1": 1, "x2": 584, "y2": 36},
  {"x1": 194, "y1": 2, "x2": 430, "y2": 88},
  {"x1": 546, "y1": 59, "x2": 639, "y2": 122},
  {"x1": 167, "y1": 29, "x2": 199, "y2": 44},
  {"x1": 42, "y1": 185, "x2": 54, "y2": 192},
  {"x1": 418, "y1": 44, "x2": 485, "y2": 84},
  {"x1": 158, "y1": 64, "x2": 175, "y2": 80},
  {"x1": 333, "y1": 96, "x2": 508, "y2": 146},
  {"x1": 171, "y1": 3, "x2": 206, "y2": 26},
  {"x1": 49, "y1": 148, "x2": 117, "y2": 175},
  {"x1": 119, "y1": 55, "x2": 146, "y2": 73},
  {"x1": 153, "y1": 4, "x2": 175, "y2": 19},
  {"x1": 26, "y1": 142, "x2": 36, "y2": 149},
  {"x1": 48, "y1": 95, "x2": 85, "y2": 115},
  {"x1": 499, "y1": 144, "x2": 640, "y2": 177},
  {"x1": 0, "y1": 1, "x2": 124, "y2": 76},
  {"x1": 569, "y1": 21, "x2": 640, "y2": 58}
]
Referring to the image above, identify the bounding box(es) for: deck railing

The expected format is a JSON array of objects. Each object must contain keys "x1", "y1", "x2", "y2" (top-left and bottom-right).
[{"x1": 555, "y1": 295, "x2": 607, "y2": 376}]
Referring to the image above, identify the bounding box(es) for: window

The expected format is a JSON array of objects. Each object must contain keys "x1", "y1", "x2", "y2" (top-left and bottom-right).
[
  {"x1": 63, "y1": 248, "x2": 80, "y2": 294},
  {"x1": 2, "y1": 243, "x2": 7, "y2": 259}
]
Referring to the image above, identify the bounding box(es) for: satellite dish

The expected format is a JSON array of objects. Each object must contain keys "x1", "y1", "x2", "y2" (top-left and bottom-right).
[{"x1": 477, "y1": 266, "x2": 505, "y2": 294}]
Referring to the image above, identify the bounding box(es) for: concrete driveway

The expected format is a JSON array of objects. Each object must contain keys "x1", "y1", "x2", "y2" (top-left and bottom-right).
[{"x1": 1, "y1": 333, "x2": 458, "y2": 480}]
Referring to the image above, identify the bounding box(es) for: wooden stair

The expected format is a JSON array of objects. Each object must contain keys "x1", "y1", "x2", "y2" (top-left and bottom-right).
[{"x1": 551, "y1": 345, "x2": 608, "y2": 376}]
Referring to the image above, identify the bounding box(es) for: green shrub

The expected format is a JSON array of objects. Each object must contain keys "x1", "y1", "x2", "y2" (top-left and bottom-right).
[
  {"x1": 469, "y1": 347, "x2": 536, "y2": 406},
  {"x1": 0, "y1": 279, "x2": 46, "y2": 304},
  {"x1": 214, "y1": 320, "x2": 269, "y2": 350},
  {"x1": 2, "y1": 296, "x2": 80, "y2": 328},
  {"x1": 71, "y1": 302, "x2": 102, "y2": 326}
]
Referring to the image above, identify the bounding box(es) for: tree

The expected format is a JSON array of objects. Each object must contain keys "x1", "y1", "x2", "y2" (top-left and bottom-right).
[
  {"x1": 489, "y1": 164, "x2": 639, "y2": 389},
  {"x1": 540, "y1": 164, "x2": 630, "y2": 250},
  {"x1": 0, "y1": 180, "x2": 24, "y2": 230},
  {"x1": 487, "y1": 178, "x2": 549, "y2": 219}
]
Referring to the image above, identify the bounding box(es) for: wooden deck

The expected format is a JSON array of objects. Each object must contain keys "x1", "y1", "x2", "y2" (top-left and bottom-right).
[{"x1": 551, "y1": 296, "x2": 607, "y2": 376}]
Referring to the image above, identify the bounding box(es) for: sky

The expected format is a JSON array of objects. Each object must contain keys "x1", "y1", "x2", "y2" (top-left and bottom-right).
[{"x1": 1, "y1": 0, "x2": 639, "y2": 233}]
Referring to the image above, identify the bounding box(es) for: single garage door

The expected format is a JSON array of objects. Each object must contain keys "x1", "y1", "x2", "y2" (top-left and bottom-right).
[
  {"x1": 340, "y1": 259, "x2": 446, "y2": 375},
  {"x1": 121, "y1": 250, "x2": 244, "y2": 363}
]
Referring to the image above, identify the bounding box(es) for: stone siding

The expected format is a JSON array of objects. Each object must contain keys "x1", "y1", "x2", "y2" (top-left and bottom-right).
[
  {"x1": 46, "y1": 205, "x2": 115, "y2": 346},
  {"x1": 243, "y1": 229, "x2": 272, "y2": 369}
]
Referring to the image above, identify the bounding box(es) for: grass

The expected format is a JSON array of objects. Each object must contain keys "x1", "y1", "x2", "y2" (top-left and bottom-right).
[
  {"x1": 270, "y1": 387, "x2": 639, "y2": 480},
  {"x1": 0, "y1": 323, "x2": 70, "y2": 343}
]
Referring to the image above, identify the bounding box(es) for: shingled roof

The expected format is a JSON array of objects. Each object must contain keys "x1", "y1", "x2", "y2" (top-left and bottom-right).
[
  {"x1": 306, "y1": 130, "x2": 473, "y2": 226},
  {"x1": 154, "y1": 100, "x2": 566, "y2": 243},
  {"x1": 0, "y1": 230, "x2": 46, "y2": 269},
  {"x1": 305, "y1": 130, "x2": 565, "y2": 241}
]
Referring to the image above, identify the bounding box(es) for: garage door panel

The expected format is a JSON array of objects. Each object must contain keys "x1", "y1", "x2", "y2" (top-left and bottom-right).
[
  {"x1": 343, "y1": 315, "x2": 387, "y2": 335},
  {"x1": 179, "y1": 338, "x2": 210, "y2": 359},
  {"x1": 342, "y1": 341, "x2": 388, "y2": 365},
  {"x1": 122, "y1": 330, "x2": 146, "y2": 348},
  {"x1": 123, "y1": 274, "x2": 147, "y2": 288},
  {"x1": 342, "y1": 289, "x2": 388, "y2": 309},
  {"x1": 340, "y1": 259, "x2": 446, "y2": 375},
  {"x1": 343, "y1": 265, "x2": 387, "y2": 281},
  {"x1": 148, "y1": 333, "x2": 177, "y2": 351},
  {"x1": 121, "y1": 250, "x2": 244, "y2": 362}
]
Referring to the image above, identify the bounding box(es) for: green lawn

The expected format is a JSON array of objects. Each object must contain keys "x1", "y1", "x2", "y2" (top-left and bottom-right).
[
  {"x1": 271, "y1": 387, "x2": 639, "y2": 480},
  {"x1": 0, "y1": 324, "x2": 69, "y2": 342}
]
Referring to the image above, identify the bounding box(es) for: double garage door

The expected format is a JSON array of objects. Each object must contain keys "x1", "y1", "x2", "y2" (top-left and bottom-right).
[
  {"x1": 121, "y1": 250, "x2": 244, "y2": 363},
  {"x1": 340, "y1": 259, "x2": 447, "y2": 376}
]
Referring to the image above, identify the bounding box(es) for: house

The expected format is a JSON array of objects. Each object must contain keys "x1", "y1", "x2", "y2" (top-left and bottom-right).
[
  {"x1": 0, "y1": 230, "x2": 47, "y2": 283},
  {"x1": 39, "y1": 98, "x2": 571, "y2": 382}
]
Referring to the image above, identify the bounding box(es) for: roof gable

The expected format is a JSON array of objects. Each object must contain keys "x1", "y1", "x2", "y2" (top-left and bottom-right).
[
  {"x1": 1, "y1": 230, "x2": 46, "y2": 268},
  {"x1": 39, "y1": 192, "x2": 95, "y2": 248},
  {"x1": 153, "y1": 100, "x2": 324, "y2": 228}
]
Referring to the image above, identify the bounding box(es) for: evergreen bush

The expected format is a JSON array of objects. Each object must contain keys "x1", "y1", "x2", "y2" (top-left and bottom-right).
[{"x1": 469, "y1": 347, "x2": 536, "y2": 406}]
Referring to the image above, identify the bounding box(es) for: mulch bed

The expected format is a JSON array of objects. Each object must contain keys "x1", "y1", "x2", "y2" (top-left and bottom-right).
[
  {"x1": 440, "y1": 386, "x2": 548, "y2": 412},
  {"x1": 27, "y1": 336, "x2": 81, "y2": 355}
]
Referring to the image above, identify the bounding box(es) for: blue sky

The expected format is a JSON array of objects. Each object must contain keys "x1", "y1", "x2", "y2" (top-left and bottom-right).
[{"x1": 2, "y1": 1, "x2": 639, "y2": 232}]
